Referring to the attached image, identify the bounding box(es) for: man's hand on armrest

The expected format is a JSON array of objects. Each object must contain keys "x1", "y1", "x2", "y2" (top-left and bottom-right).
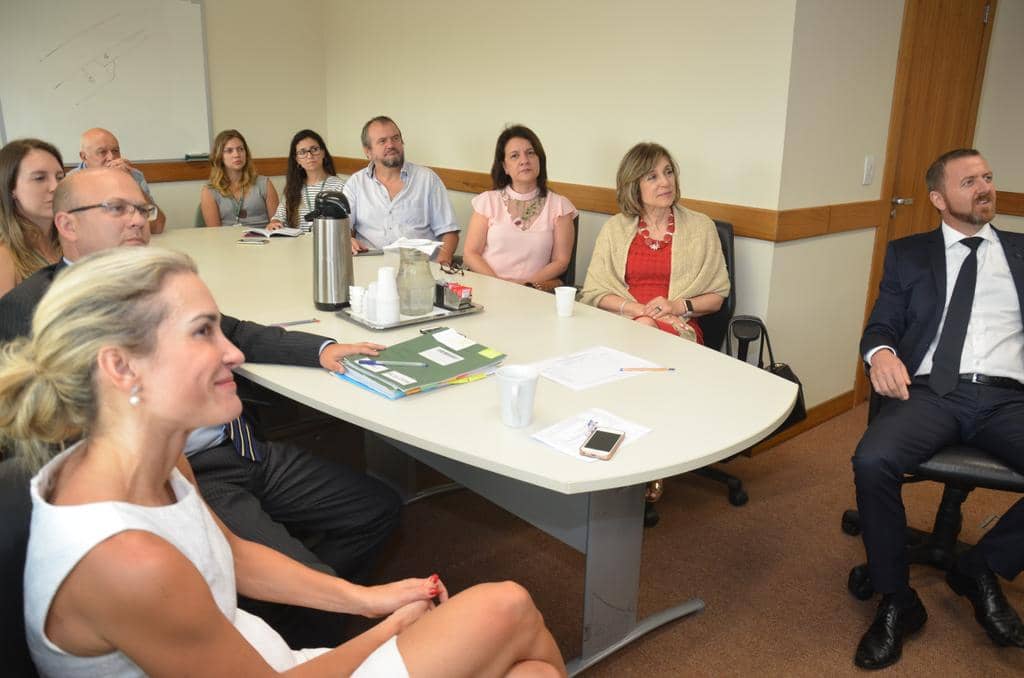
[{"x1": 868, "y1": 348, "x2": 911, "y2": 401}]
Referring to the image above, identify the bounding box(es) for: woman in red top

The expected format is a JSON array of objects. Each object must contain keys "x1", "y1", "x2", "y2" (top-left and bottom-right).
[
  {"x1": 581, "y1": 142, "x2": 731, "y2": 523},
  {"x1": 581, "y1": 142, "x2": 729, "y2": 344}
]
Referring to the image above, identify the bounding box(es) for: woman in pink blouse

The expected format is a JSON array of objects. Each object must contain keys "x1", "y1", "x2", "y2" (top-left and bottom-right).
[{"x1": 463, "y1": 125, "x2": 577, "y2": 289}]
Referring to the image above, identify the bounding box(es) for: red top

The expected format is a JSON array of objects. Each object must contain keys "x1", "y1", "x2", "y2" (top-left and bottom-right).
[{"x1": 624, "y1": 232, "x2": 704, "y2": 345}]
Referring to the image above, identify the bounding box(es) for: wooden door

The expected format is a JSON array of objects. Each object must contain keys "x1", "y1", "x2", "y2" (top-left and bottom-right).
[{"x1": 853, "y1": 0, "x2": 997, "y2": 401}]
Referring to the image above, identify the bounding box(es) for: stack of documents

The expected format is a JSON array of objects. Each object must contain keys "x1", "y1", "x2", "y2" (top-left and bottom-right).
[{"x1": 337, "y1": 328, "x2": 505, "y2": 399}]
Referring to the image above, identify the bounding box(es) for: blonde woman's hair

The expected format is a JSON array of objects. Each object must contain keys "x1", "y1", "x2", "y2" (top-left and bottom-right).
[
  {"x1": 0, "y1": 247, "x2": 196, "y2": 471},
  {"x1": 209, "y1": 129, "x2": 257, "y2": 198},
  {"x1": 614, "y1": 142, "x2": 681, "y2": 219},
  {"x1": 0, "y1": 139, "x2": 64, "y2": 283}
]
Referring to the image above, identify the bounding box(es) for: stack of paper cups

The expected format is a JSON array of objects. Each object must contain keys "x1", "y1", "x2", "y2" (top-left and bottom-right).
[
  {"x1": 364, "y1": 282, "x2": 378, "y2": 323},
  {"x1": 348, "y1": 286, "x2": 365, "y2": 317},
  {"x1": 377, "y1": 267, "x2": 400, "y2": 324}
]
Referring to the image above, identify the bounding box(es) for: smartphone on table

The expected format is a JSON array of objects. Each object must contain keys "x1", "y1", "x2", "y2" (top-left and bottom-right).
[{"x1": 580, "y1": 428, "x2": 625, "y2": 461}]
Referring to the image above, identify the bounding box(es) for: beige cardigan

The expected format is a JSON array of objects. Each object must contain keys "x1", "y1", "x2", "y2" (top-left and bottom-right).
[{"x1": 580, "y1": 205, "x2": 730, "y2": 340}]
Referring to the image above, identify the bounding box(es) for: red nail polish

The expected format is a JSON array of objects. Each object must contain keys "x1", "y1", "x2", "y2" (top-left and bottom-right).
[{"x1": 430, "y1": 573, "x2": 439, "y2": 583}]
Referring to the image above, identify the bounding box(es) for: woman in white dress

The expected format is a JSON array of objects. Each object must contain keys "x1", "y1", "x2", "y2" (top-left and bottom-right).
[{"x1": 0, "y1": 246, "x2": 566, "y2": 677}]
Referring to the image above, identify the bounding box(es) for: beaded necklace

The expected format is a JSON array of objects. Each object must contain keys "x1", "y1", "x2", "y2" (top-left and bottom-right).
[
  {"x1": 501, "y1": 188, "x2": 546, "y2": 231},
  {"x1": 638, "y1": 210, "x2": 676, "y2": 250}
]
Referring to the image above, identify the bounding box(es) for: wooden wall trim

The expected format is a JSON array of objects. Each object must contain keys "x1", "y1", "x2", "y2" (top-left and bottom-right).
[
  {"x1": 130, "y1": 156, "x2": 886, "y2": 242},
  {"x1": 999, "y1": 191, "x2": 1024, "y2": 218}
]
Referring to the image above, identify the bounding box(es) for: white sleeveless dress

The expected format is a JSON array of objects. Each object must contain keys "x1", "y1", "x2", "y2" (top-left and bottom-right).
[{"x1": 24, "y1": 444, "x2": 407, "y2": 677}]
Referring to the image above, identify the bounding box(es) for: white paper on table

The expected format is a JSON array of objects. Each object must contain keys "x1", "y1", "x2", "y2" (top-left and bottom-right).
[
  {"x1": 420, "y1": 346, "x2": 463, "y2": 366},
  {"x1": 536, "y1": 346, "x2": 660, "y2": 391},
  {"x1": 433, "y1": 328, "x2": 476, "y2": 351},
  {"x1": 531, "y1": 407, "x2": 652, "y2": 463}
]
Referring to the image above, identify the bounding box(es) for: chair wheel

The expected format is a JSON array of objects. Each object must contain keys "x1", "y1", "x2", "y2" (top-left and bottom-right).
[
  {"x1": 728, "y1": 488, "x2": 748, "y2": 506},
  {"x1": 841, "y1": 510, "x2": 861, "y2": 536},
  {"x1": 644, "y1": 502, "x2": 660, "y2": 528},
  {"x1": 848, "y1": 565, "x2": 874, "y2": 600}
]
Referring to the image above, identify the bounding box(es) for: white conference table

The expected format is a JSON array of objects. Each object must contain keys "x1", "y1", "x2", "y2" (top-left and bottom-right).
[{"x1": 155, "y1": 226, "x2": 797, "y2": 675}]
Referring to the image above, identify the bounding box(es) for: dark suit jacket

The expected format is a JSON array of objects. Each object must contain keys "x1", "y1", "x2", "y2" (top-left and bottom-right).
[
  {"x1": 860, "y1": 225, "x2": 1024, "y2": 375},
  {"x1": 0, "y1": 262, "x2": 327, "y2": 366}
]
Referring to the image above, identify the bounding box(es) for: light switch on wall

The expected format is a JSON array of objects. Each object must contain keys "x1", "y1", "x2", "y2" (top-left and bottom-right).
[{"x1": 863, "y1": 155, "x2": 875, "y2": 186}]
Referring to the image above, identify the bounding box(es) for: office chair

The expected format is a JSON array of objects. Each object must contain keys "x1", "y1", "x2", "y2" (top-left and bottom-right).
[
  {"x1": 691, "y1": 221, "x2": 748, "y2": 505},
  {"x1": 841, "y1": 392, "x2": 1024, "y2": 600},
  {"x1": 194, "y1": 204, "x2": 207, "y2": 228},
  {"x1": 647, "y1": 220, "x2": 740, "y2": 526},
  {"x1": 562, "y1": 214, "x2": 580, "y2": 287},
  {"x1": 0, "y1": 457, "x2": 39, "y2": 677}
]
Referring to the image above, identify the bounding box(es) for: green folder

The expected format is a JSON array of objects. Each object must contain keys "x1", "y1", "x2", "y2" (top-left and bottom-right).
[{"x1": 337, "y1": 331, "x2": 506, "y2": 399}]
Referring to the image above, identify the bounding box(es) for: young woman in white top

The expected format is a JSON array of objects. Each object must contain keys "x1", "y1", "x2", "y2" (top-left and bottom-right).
[
  {"x1": 200, "y1": 129, "x2": 279, "y2": 227},
  {"x1": 2, "y1": 247, "x2": 566, "y2": 678},
  {"x1": 268, "y1": 129, "x2": 345, "y2": 230}
]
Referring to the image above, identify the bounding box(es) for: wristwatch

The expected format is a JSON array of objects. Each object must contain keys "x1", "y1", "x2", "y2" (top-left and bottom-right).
[{"x1": 683, "y1": 299, "x2": 695, "y2": 317}]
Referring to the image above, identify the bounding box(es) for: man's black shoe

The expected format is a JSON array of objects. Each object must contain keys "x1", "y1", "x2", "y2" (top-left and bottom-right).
[
  {"x1": 947, "y1": 565, "x2": 1024, "y2": 647},
  {"x1": 854, "y1": 591, "x2": 927, "y2": 670}
]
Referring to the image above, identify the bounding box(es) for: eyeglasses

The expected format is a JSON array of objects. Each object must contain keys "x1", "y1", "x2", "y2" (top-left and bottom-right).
[
  {"x1": 66, "y1": 200, "x2": 158, "y2": 222},
  {"x1": 439, "y1": 261, "x2": 464, "y2": 276},
  {"x1": 296, "y1": 146, "x2": 323, "y2": 158}
]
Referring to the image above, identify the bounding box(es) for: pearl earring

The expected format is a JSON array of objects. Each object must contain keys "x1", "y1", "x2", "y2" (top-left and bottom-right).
[{"x1": 128, "y1": 384, "x2": 141, "y2": 407}]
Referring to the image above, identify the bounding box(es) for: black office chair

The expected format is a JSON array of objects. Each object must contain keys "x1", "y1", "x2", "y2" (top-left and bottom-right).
[
  {"x1": 689, "y1": 220, "x2": 748, "y2": 505},
  {"x1": 562, "y1": 214, "x2": 581, "y2": 288},
  {"x1": 0, "y1": 457, "x2": 39, "y2": 677},
  {"x1": 646, "y1": 220, "x2": 740, "y2": 526},
  {"x1": 841, "y1": 392, "x2": 1024, "y2": 600}
]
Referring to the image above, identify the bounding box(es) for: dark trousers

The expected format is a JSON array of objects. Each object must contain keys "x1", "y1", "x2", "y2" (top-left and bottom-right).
[
  {"x1": 852, "y1": 382, "x2": 1024, "y2": 594},
  {"x1": 188, "y1": 440, "x2": 401, "y2": 649}
]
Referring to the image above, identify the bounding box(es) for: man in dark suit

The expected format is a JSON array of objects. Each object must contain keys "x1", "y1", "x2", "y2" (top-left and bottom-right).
[
  {"x1": 0, "y1": 168, "x2": 403, "y2": 649},
  {"x1": 853, "y1": 149, "x2": 1024, "y2": 669}
]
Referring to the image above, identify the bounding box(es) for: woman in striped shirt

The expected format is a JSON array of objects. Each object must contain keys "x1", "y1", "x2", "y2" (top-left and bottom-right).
[{"x1": 268, "y1": 129, "x2": 345, "y2": 230}]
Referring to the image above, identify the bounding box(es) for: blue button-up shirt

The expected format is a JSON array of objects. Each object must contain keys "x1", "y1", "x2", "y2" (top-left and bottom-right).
[{"x1": 343, "y1": 161, "x2": 459, "y2": 249}]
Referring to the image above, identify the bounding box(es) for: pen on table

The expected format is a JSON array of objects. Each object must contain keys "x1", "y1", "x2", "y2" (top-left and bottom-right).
[
  {"x1": 619, "y1": 367, "x2": 676, "y2": 372},
  {"x1": 271, "y1": 318, "x2": 321, "y2": 328},
  {"x1": 358, "y1": 359, "x2": 429, "y2": 367}
]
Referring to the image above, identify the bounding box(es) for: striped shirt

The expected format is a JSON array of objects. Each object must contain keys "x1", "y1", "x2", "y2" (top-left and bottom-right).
[{"x1": 271, "y1": 175, "x2": 346, "y2": 227}]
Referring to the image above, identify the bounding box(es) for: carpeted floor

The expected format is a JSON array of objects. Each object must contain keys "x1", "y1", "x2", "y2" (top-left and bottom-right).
[{"x1": 369, "y1": 403, "x2": 1024, "y2": 676}]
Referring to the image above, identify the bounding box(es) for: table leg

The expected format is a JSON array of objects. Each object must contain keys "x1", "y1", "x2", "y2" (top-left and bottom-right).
[
  {"x1": 370, "y1": 437, "x2": 704, "y2": 675},
  {"x1": 566, "y1": 485, "x2": 704, "y2": 676}
]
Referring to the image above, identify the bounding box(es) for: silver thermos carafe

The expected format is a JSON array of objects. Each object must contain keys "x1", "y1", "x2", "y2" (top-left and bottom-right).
[{"x1": 308, "y1": 191, "x2": 353, "y2": 311}]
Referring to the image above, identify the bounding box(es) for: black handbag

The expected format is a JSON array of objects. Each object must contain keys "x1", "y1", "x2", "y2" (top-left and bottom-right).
[{"x1": 726, "y1": 315, "x2": 807, "y2": 435}]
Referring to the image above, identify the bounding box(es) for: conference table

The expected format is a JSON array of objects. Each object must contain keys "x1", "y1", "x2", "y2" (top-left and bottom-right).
[{"x1": 155, "y1": 226, "x2": 797, "y2": 675}]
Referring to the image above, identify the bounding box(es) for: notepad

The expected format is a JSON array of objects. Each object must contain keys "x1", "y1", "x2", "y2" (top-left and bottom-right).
[{"x1": 244, "y1": 227, "x2": 304, "y2": 238}]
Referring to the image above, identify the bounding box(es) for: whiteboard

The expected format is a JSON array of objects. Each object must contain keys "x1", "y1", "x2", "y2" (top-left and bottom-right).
[{"x1": 0, "y1": 0, "x2": 211, "y2": 162}]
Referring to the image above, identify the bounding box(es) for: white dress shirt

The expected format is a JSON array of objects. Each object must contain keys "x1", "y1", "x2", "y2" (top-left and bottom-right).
[{"x1": 867, "y1": 222, "x2": 1024, "y2": 382}]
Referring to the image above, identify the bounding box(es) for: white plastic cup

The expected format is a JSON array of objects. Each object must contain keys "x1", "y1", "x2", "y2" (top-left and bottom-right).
[
  {"x1": 364, "y1": 282, "x2": 378, "y2": 323},
  {"x1": 348, "y1": 285, "x2": 365, "y2": 317},
  {"x1": 496, "y1": 365, "x2": 540, "y2": 428},
  {"x1": 554, "y1": 286, "x2": 576, "y2": 317},
  {"x1": 377, "y1": 266, "x2": 399, "y2": 299}
]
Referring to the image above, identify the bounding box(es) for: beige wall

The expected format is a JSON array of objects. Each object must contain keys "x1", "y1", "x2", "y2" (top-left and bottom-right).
[
  {"x1": 151, "y1": 0, "x2": 327, "y2": 227},
  {"x1": 778, "y1": 0, "x2": 903, "y2": 208},
  {"x1": 975, "y1": 0, "x2": 1024, "y2": 192},
  {"x1": 975, "y1": 0, "x2": 1024, "y2": 234},
  {"x1": 325, "y1": 0, "x2": 797, "y2": 210}
]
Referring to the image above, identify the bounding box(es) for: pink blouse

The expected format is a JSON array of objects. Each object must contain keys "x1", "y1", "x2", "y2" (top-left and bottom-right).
[{"x1": 470, "y1": 188, "x2": 577, "y2": 281}]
